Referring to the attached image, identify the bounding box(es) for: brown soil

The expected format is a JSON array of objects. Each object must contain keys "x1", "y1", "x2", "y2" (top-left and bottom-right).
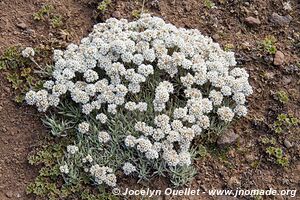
[
  {"x1": 0, "y1": 0, "x2": 299, "y2": 200},
  {"x1": 0, "y1": 0, "x2": 95, "y2": 199}
]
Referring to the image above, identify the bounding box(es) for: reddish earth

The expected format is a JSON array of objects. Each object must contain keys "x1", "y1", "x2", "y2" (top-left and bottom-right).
[
  {"x1": 0, "y1": 0, "x2": 95, "y2": 199},
  {"x1": 0, "y1": 0, "x2": 299, "y2": 199}
]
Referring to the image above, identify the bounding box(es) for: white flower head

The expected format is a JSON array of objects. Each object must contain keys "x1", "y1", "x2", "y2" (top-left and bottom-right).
[
  {"x1": 98, "y1": 131, "x2": 111, "y2": 143},
  {"x1": 67, "y1": 145, "x2": 79, "y2": 154},
  {"x1": 96, "y1": 113, "x2": 108, "y2": 124},
  {"x1": 217, "y1": 106, "x2": 235, "y2": 122},
  {"x1": 60, "y1": 164, "x2": 69, "y2": 174},
  {"x1": 78, "y1": 122, "x2": 90, "y2": 134},
  {"x1": 122, "y1": 162, "x2": 136, "y2": 175}
]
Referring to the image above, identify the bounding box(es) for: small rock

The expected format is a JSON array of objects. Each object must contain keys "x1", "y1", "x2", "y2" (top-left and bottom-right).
[
  {"x1": 245, "y1": 16, "x2": 261, "y2": 26},
  {"x1": 265, "y1": 174, "x2": 273, "y2": 183},
  {"x1": 245, "y1": 154, "x2": 256, "y2": 162},
  {"x1": 284, "y1": 139, "x2": 293, "y2": 148},
  {"x1": 228, "y1": 176, "x2": 241, "y2": 188},
  {"x1": 274, "y1": 51, "x2": 285, "y2": 66},
  {"x1": 3, "y1": 86, "x2": 10, "y2": 93},
  {"x1": 281, "y1": 76, "x2": 292, "y2": 85},
  {"x1": 150, "y1": 0, "x2": 160, "y2": 9},
  {"x1": 0, "y1": 106, "x2": 3, "y2": 111},
  {"x1": 212, "y1": 34, "x2": 220, "y2": 41},
  {"x1": 27, "y1": 29, "x2": 36, "y2": 36},
  {"x1": 112, "y1": 11, "x2": 121, "y2": 19},
  {"x1": 217, "y1": 130, "x2": 239, "y2": 145},
  {"x1": 283, "y1": 2, "x2": 293, "y2": 11},
  {"x1": 16, "y1": 22, "x2": 27, "y2": 29},
  {"x1": 270, "y1": 13, "x2": 292, "y2": 26},
  {"x1": 264, "y1": 55, "x2": 274, "y2": 63},
  {"x1": 183, "y1": 2, "x2": 191, "y2": 12},
  {"x1": 297, "y1": 163, "x2": 300, "y2": 171},
  {"x1": 200, "y1": 185, "x2": 208, "y2": 192},
  {"x1": 265, "y1": 71, "x2": 275, "y2": 80},
  {"x1": 5, "y1": 191, "x2": 13, "y2": 198}
]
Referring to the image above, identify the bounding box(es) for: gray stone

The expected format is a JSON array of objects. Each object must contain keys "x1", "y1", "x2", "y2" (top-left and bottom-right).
[
  {"x1": 282, "y1": 76, "x2": 292, "y2": 85},
  {"x1": 5, "y1": 191, "x2": 13, "y2": 198},
  {"x1": 16, "y1": 22, "x2": 27, "y2": 29},
  {"x1": 284, "y1": 139, "x2": 293, "y2": 148},
  {"x1": 217, "y1": 130, "x2": 239, "y2": 145},
  {"x1": 271, "y1": 13, "x2": 292, "y2": 26},
  {"x1": 245, "y1": 154, "x2": 256, "y2": 162},
  {"x1": 245, "y1": 16, "x2": 261, "y2": 26},
  {"x1": 112, "y1": 11, "x2": 121, "y2": 19},
  {"x1": 228, "y1": 176, "x2": 241, "y2": 188}
]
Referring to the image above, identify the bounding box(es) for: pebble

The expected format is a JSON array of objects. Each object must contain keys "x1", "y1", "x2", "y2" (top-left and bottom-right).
[
  {"x1": 217, "y1": 130, "x2": 239, "y2": 145},
  {"x1": 212, "y1": 33, "x2": 220, "y2": 41},
  {"x1": 16, "y1": 22, "x2": 27, "y2": 29},
  {"x1": 27, "y1": 29, "x2": 36, "y2": 36},
  {"x1": 228, "y1": 176, "x2": 241, "y2": 188},
  {"x1": 283, "y1": 2, "x2": 293, "y2": 11},
  {"x1": 270, "y1": 13, "x2": 292, "y2": 26},
  {"x1": 3, "y1": 86, "x2": 10, "y2": 93},
  {"x1": 245, "y1": 16, "x2": 261, "y2": 26},
  {"x1": 5, "y1": 191, "x2": 13, "y2": 198},
  {"x1": 150, "y1": 0, "x2": 160, "y2": 9},
  {"x1": 183, "y1": 2, "x2": 191, "y2": 12},
  {"x1": 297, "y1": 163, "x2": 300, "y2": 171},
  {"x1": 245, "y1": 154, "x2": 256, "y2": 162},
  {"x1": 265, "y1": 71, "x2": 275, "y2": 80},
  {"x1": 273, "y1": 51, "x2": 285, "y2": 66},
  {"x1": 284, "y1": 139, "x2": 293, "y2": 148},
  {"x1": 281, "y1": 76, "x2": 292, "y2": 85},
  {"x1": 112, "y1": 11, "x2": 121, "y2": 19},
  {"x1": 200, "y1": 184, "x2": 208, "y2": 192}
]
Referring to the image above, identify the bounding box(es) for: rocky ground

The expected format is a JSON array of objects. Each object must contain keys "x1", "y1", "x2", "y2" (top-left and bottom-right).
[{"x1": 0, "y1": 0, "x2": 299, "y2": 199}]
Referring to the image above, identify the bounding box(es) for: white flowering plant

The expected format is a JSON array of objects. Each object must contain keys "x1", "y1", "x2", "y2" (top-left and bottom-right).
[{"x1": 25, "y1": 14, "x2": 252, "y2": 188}]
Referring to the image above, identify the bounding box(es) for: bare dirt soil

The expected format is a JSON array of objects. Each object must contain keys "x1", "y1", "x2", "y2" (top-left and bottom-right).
[
  {"x1": 0, "y1": 0, "x2": 299, "y2": 200},
  {"x1": 0, "y1": 0, "x2": 95, "y2": 199}
]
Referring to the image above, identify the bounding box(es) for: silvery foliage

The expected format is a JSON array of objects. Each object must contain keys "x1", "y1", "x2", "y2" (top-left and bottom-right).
[{"x1": 25, "y1": 14, "x2": 252, "y2": 187}]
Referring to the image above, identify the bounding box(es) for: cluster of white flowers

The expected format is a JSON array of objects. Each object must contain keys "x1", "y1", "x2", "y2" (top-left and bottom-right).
[
  {"x1": 153, "y1": 81, "x2": 174, "y2": 112},
  {"x1": 98, "y1": 131, "x2": 111, "y2": 143},
  {"x1": 82, "y1": 154, "x2": 93, "y2": 163},
  {"x1": 125, "y1": 101, "x2": 148, "y2": 112},
  {"x1": 122, "y1": 162, "x2": 137, "y2": 175},
  {"x1": 78, "y1": 122, "x2": 90, "y2": 134},
  {"x1": 67, "y1": 145, "x2": 79, "y2": 154},
  {"x1": 26, "y1": 14, "x2": 252, "y2": 187},
  {"x1": 59, "y1": 164, "x2": 69, "y2": 174},
  {"x1": 96, "y1": 113, "x2": 108, "y2": 124},
  {"x1": 90, "y1": 165, "x2": 117, "y2": 187}
]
